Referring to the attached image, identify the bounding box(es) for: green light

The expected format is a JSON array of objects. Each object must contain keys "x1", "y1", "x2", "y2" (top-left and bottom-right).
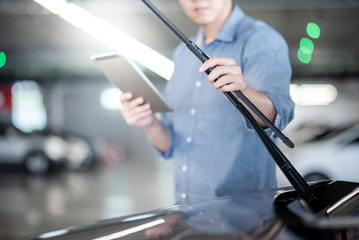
[
  {"x1": 307, "y1": 22, "x2": 321, "y2": 39},
  {"x1": 299, "y1": 38, "x2": 314, "y2": 55},
  {"x1": 0, "y1": 52, "x2": 6, "y2": 68},
  {"x1": 297, "y1": 48, "x2": 312, "y2": 64}
]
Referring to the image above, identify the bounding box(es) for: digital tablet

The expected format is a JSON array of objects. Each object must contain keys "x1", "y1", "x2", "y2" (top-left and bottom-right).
[{"x1": 91, "y1": 53, "x2": 172, "y2": 112}]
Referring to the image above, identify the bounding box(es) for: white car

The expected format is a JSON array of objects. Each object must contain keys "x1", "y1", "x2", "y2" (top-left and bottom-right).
[
  {"x1": 0, "y1": 123, "x2": 67, "y2": 174},
  {"x1": 277, "y1": 123, "x2": 359, "y2": 186},
  {"x1": 0, "y1": 123, "x2": 94, "y2": 174}
]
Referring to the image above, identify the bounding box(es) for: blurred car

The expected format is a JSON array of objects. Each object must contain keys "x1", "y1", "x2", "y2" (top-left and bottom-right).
[
  {"x1": 0, "y1": 122, "x2": 98, "y2": 174},
  {"x1": 42, "y1": 129, "x2": 97, "y2": 171},
  {"x1": 0, "y1": 122, "x2": 67, "y2": 174},
  {"x1": 50, "y1": 130, "x2": 125, "y2": 170},
  {"x1": 277, "y1": 123, "x2": 359, "y2": 186}
]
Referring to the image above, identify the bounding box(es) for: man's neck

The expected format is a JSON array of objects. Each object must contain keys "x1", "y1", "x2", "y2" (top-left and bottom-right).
[
  {"x1": 202, "y1": 4, "x2": 233, "y2": 43},
  {"x1": 203, "y1": 24, "x2": 222, "y2": 44}
]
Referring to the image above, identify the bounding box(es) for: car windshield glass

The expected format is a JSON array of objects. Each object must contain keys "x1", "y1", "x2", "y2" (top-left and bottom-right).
[{"x1": 304, "y1": 126, "x2": 351, "y2": 143}]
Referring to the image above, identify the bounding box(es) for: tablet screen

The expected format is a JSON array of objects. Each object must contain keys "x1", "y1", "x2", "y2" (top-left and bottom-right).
[{"x1": 91, "y1": 53, "x2": 171, "y2": 113}]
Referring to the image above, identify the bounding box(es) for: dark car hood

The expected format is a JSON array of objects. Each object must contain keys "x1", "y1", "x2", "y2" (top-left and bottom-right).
[{"x1": 19, "y1": 181, "x2": 359, "y2": 240}]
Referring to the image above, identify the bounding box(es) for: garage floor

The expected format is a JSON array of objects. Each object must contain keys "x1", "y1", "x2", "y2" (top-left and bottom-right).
[{"x1": 0, "y1": 156, "x2": 174, "y2": 240}]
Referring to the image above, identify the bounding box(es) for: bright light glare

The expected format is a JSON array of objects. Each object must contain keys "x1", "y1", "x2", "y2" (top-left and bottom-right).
[
  {"x1": 306, "y1": 22, "x2": 321, "y2": 39},
  {"x1": 297, "y1": 48, "x2": 312, "y2": 64},
  {"x1": 0, "y1": 52, "x2": 6, "y2": 68},
  {"x1": 93, "y1": 219, "x2": 165, "y2": 240},
  {"x1": 38, "y1": 229, "x2": 69, "y2": 239},
  {"x1": 300, "y1": 38, "x2": 314, "y2": 55},
  {"x1": 100, "y1": 88, "x2": 122, "y2": 110},
  {"x1": 290, "y1": 84, "x2": 338, "y2": 106},
  {"x1": 33, "y1": 0, "x2": 174, "y2": 80},
  {"x1": 11, "y1": 81, "x2": 47, "y2": 132},
  {"x1": 44, "y1": 136, "x2": 67, "y2": 161}
]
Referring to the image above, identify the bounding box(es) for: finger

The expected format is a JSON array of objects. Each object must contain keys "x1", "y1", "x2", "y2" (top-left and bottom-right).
[
  {"x1": 209, "y1": 66, "x2": 245, "y2": 92},
  {"x1": 207, "y1": 65, "x2": 241, "y2": 83},
  {"x1": 131, "y1": 103, "x2": 152, "y2": 116},
  {"x1": 122, "y1": 97, "x2": 145, "y2": 111},
  {"x1": 207, "y1": 65, "x2": 229, "y2": 83},
  {"x1": 126, "y1": 108, "x2": 153, "y2": 126},
  {"x1": 214, "y1": 76, "x2": 246, "y2": 92},
  {"x1": 213, "y1": 75, "x2": 233, "y2": 89},
  {"x1": 133, "y1": 109, "x2": 153, "y2": 123},
  {"x1": 123, "y1": 102, "x2": 151, "y2": 119},
  {"x1": 199, "y1": 57, "x2": 236, "y2": 73},
  {"x1": 218, "y1": 83, "x2": 242, "y2": 92},
  {"x1": 120, "y1": 92, "x2": 133, "y2": 103},
  {"x1": 130, "y1": 97, "x2": 145, "y2": 109}
]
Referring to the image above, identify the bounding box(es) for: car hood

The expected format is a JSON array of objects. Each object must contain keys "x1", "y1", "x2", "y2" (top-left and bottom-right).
[{"x1": 18, "y1": 182, "x2": 359, "y2": 240}]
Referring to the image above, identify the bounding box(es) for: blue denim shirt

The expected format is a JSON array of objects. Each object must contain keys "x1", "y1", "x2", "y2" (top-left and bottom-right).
[{"x1": 156, "y1": 5, "x2": 294, "y2": 204}]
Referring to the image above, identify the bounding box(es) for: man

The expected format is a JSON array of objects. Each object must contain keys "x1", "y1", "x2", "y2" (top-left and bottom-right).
[{"x1": 120, "y1": 0, "x2": 294, "y2": 204}]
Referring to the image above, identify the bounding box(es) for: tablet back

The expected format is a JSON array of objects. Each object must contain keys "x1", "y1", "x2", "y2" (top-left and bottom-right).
[{"x1": 92, "y1": 53, "x2": 171, "y2": 113}]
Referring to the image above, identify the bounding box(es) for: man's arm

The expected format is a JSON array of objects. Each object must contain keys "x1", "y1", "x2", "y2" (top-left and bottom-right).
[
  {"x1": 199, "y1": 57, "x2": 276, "y2": 127},
  {"x1": 145, "y1": 118, "x2": 170, "y2": 154},
  {"x1": 237, "y1": 86, "x2": 277, "y2": 127},
  {"x1": 120, "y1": 92, "x2": 170, "y2": 153}
]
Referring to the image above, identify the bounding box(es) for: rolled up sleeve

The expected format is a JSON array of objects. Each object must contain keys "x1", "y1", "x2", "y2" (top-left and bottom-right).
[{"x1": 241, "y1": 27, "x2": 295, "y2": 135}]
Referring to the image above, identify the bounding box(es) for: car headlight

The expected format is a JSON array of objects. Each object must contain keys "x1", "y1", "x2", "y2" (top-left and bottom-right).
[
  {"x1": 66, "y1": 138, "x2": 91, "y2": 164},
  {"x1": 44, "y1": 136, "x2": 67, "y2": 161}
]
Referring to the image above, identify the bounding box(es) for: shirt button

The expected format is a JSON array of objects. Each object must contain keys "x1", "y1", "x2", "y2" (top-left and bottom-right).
[
  {"x1": 195, "y1": 81, "x2": 201, "y2": 87},
  {"x1": 181, "y1": 193, "x2": 187, "y2": 199},
  {"x1": 190, "y1": 109, "x2": 196, "y2": 115},
  {"x1": 182, "y1": 165, "x2": 188, "y2": 172},
  {"x1": 186, "y1": 137, "x2": 192, "y2": 143}
]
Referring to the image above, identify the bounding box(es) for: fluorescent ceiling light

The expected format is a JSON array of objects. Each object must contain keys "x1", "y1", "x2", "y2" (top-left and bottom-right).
[
  {"x1": 33, "y1": 0, "x2": 174, "y2": 80},
  {"x1": 290, "y1": 84, "x2": 338, "y2": 106}
]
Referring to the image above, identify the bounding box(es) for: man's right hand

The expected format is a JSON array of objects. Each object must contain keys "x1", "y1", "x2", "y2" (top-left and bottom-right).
[
  {"x1": 120, "y1": 92, "x2": 170, "y2": 154},
  {"x1": 120, "y1": 92, "x2": 155, "y2": 128}
]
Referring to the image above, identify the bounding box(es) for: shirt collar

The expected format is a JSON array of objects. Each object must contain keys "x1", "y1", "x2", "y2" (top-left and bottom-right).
[{"x1": 196, "y1": 5, "x2": 245, "y2": 46}]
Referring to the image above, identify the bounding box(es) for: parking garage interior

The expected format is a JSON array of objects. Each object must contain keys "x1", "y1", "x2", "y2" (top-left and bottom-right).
[{"x1": 0, "y1": 0, "x2": 358, "y2": 239}]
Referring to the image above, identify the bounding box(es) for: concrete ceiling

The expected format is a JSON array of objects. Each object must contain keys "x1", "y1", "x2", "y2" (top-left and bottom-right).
[{"x1": 0, "y1": 0, "x2": 358, "y2": 83}]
